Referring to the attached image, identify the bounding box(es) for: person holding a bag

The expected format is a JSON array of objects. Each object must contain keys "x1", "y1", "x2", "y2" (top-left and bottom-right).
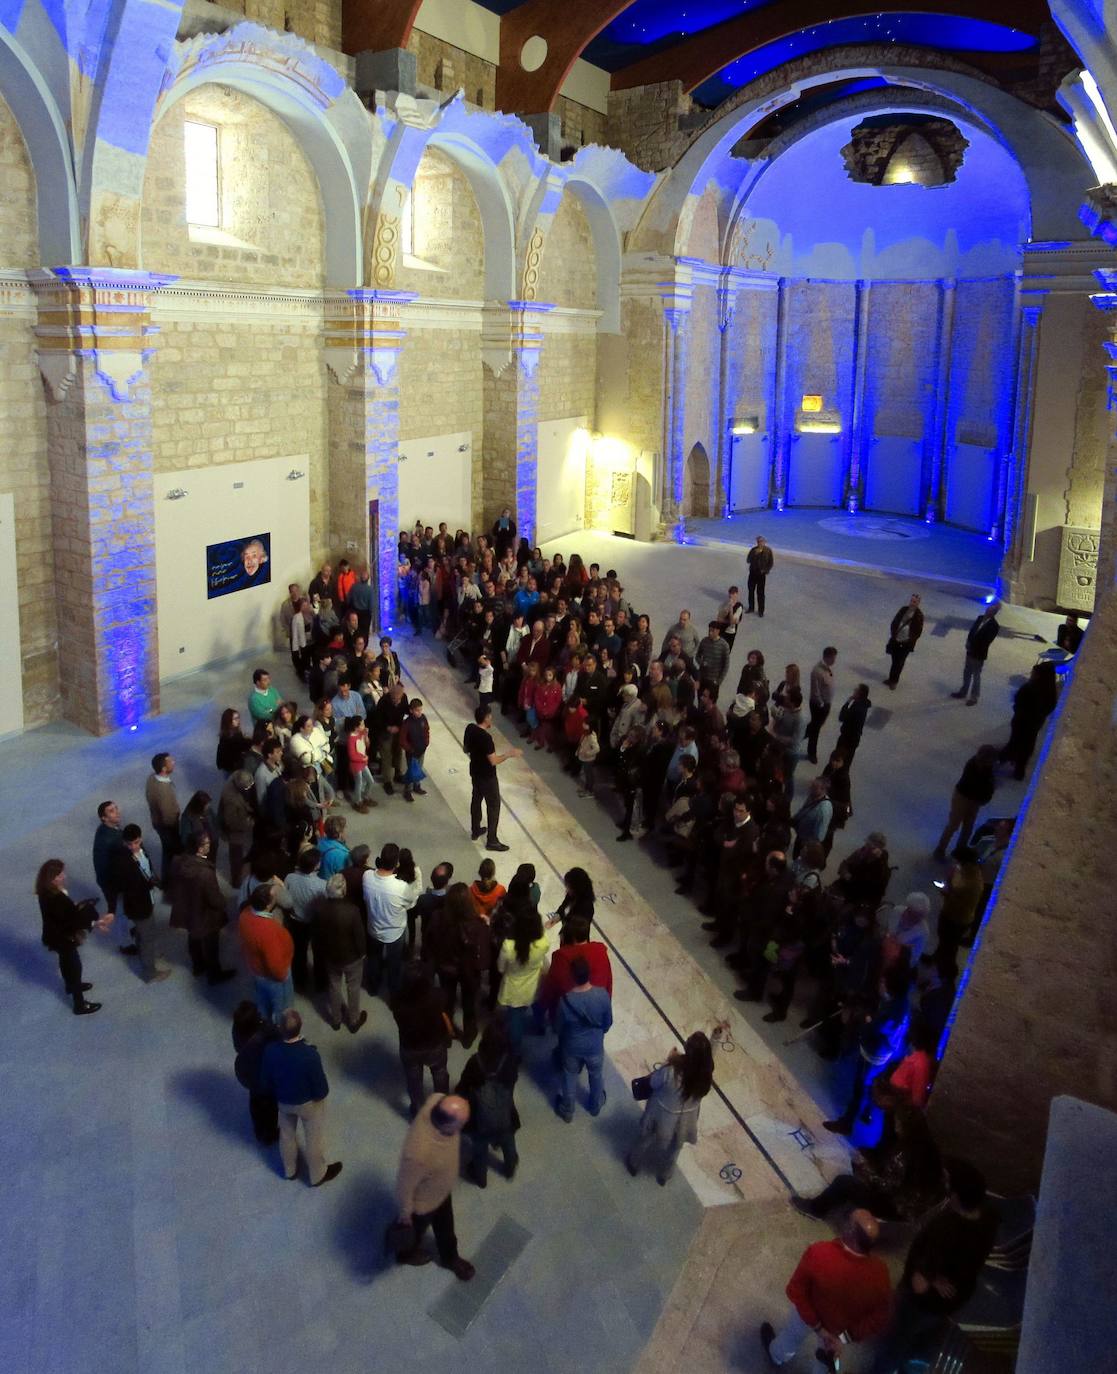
[
  {"x1": 884, "y1": 594, "x2": 924, "y2": 689},
  {"x1": 455, "y1": 1020, "x2": 521, "y2": 1187},
  {"x1": 626, "y1": 1032, "x2": 714, "y2": 1185},
  {"x1": 400, "y1": 697, "x2": 430, "y2": 803},
  {"x1": 36, "y1": 858, "x2": 113, "y2": 1015}
]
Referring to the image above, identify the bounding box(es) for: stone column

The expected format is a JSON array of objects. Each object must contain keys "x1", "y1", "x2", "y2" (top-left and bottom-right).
[
  {"x1": 481, "y1": 302, "x2": 554, "y2": 547},
  {"x1": 770, "y1": 279, "x2": 792, "y2": 511},
  {"x1": 324, "y1": 289, "x2": 416, "y2": 635},
  {"x1": 998, "y1": 294, "x2": 1045, "y2": 585},
  {"x1": 32, "y1": 268, "x2": 173, "y2": 734},
  {"x1": 715, "y1": 277, "x2": 736, "y2": 517},
  {"x1": 845, "y1": 279, "x2": 871, "y2": 513},
  {"x1": 661, "y1": 302, "x2": 690, "y2": 539},
  {"x1": 923, "y1": 277, "x2": 956, "y2": 522},
  {"x1": 1087, "y1": 268, "x2": 1117, "y2": 594}
]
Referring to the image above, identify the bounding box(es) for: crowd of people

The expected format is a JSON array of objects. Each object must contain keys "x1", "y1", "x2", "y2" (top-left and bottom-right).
[{"x1": 34, "y1": 514, "x2": 1070, "y2": 1363}]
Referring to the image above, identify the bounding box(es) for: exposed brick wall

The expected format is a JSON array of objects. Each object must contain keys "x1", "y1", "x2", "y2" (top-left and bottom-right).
[
  {"x1": 537, "y1": 332, "x2": 596, "y2": 423},
  {"x1": 407, "y1": 28, "x2": 496, "y2": 109},
  {"x1": 864, "y1": 282, "x2": 940, "y2": 440},
  {"x1": 150, "y1": 318, "x2": 329, "y2": 552},
  {"x1": 141, "y1": 87, "x2": 326, "y2": 289},
  {"x1": 213, "y1": 0, "x2": 342, "y2": 49},
  {"x1": 949, "y1": 277, "x2": 1015, "y2": 449},
  {"x1": 537, "y1": 192, "x2": 597, "y2": 310},
  {"x1": 557, "y1": 95, "x2": 607, "y2": 150},
  {"x1": 395, "y1": 148, "x2": 485, "y2": 302},
  {"x1": 0, "y1": 94, "x2": 37, "y2": 267},
  {"x1": 683, "y1": 285, "x2": 719, "y2": 498},
  {"x1": 785, "y1": 279, "x2": 857, "y2": 427}
]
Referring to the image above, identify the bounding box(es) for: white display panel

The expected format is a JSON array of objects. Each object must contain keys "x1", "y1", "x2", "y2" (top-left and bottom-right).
[
  {"x1": 397, "y1": 430, "x2": 473, "y2": 537},
  {"x1": 154, "y1": 456, "x2": 311, "y2": 680},
  {"x1": 787, "y1": 432, "x2": 844, "y2": 508},
  {"x1": 728, "y1": 433, "x2": 771, "y2": 511},
  {"x1": 944, "y1": 442, "x2": 996, "y2": 533},
  {"x1": 537, "y1": 416, "x2": 588, "y2": 545},
  {"x1": 864, "y1": 435, "x2": 924, "y2": 516}
]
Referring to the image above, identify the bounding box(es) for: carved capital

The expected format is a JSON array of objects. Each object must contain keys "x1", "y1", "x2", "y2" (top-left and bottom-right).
[{"x1": 323, "y1": 289, "x2": 416, "y2": 383}]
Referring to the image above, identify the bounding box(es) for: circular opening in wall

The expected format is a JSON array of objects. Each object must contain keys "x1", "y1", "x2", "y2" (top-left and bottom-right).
[{"x1": 520, "y1": 35, "x2": 548, "y2": 72}]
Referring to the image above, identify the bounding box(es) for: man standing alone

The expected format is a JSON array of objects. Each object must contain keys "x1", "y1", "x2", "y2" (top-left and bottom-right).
[
  {"x1": 258, "y1": 1009, "x2": 342, "y2": 1187},
  {"x1": 394, "y1": 1093, "x2": 476, "y2": 1279},
  {"x1": 952, "y1": 602, "x2": 1000, "y2": 705},
  {"x1": 805, "y1": 648, "x2": 837, "y2": 766},
  {"x1": 746, "y1": 535, "x2": 774, "y2": 617},
  {"x1": 463, "y1": 705, "x2": 521, "y2": 852},
  {"x1": 885, "y1": 593, "x2": 924, "y2": 689},
  {"x1": 145, "y1": 753, "x2": 181, "y2": 885}
]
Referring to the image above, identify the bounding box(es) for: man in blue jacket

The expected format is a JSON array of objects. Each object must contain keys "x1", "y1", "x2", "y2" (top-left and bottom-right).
[
  {"x1": 554, "y1": 957, "x2": 613, "y2": 1122},
  {"x1": 259, "y1": 1009, "x2": 342, "y2": 1187}
]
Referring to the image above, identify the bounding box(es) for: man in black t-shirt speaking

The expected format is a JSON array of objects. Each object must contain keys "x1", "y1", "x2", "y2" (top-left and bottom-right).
[{"x1": 463, "y1": 705, "x2": 522, "y2": 852}]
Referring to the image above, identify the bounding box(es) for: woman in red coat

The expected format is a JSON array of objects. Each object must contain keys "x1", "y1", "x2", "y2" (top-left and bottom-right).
[{"x1": 532, "y1": 667, "x2": 563, "y2": 751}]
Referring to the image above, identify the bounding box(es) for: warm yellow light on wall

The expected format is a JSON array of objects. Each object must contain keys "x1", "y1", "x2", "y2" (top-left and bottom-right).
[
  {"x1": 589, "y1": 435, "x2": 634, "y2": 468},
  {"x1": 731, "y1": 419, "x2": 758, "y2": 435},
  {"x1": 797, "y1": 419, "x2": 842, "y2": 435},
  {"x1": 801, "y1": 394, "x2": 823, "y2": 413}
]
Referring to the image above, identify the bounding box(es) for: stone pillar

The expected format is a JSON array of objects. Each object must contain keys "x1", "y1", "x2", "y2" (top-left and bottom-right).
[
  {"x1": 771, "y1": 279, "x2": 792, "y2": 511},
  {"x1": 325, "y1": 289, "x2": 416, "y2": 635},
  {"x1": 923, "y1": 277, "x2": 956, "y2": 522},
  {"x1": 998, "y1": 294, "x2": 1045, "y2": 585},
  {"x1": 1089, "y1": 269, "x2": 1117, "y2": 593},
  {"x1": 481, "y1": 302, "x2": 554, "y2": 547},
  {"x1": 715, "y1": 277, "x2": 735, "y2": 518},
  {"x1": 32, "y1": 268, "x2": 173, "y2": 734},
  {"x1": 845, "y1": 279, "x2": 871, "y2": 513},
  {"x1": 661, "y1": 302, "x2": 690, "y2": 539}
]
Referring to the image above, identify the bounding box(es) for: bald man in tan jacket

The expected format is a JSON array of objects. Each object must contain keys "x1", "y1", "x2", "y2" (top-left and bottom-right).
[{"x1": 394, "y1": 1093, "x2": 475, "y2": 1280}]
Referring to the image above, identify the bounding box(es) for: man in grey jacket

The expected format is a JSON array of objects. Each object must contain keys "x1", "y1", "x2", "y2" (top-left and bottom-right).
[
  {"x1": 659, "y1": 609, "x2": 701, "y2": 661},
  {"x1": 695, "y1": 621, "x2": 731, "y2": 701}
]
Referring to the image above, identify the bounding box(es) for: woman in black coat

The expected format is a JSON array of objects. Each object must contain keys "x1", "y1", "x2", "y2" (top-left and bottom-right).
[
  {"x1": 999, "y1": 662, "x2": 1058, "y2": 779},
  {"x1": 549, "y1": 866, "x2": 595, "y2": 936},
  {"x1": 36, "y1": 859, "x2": 111, "y2": 1015}
]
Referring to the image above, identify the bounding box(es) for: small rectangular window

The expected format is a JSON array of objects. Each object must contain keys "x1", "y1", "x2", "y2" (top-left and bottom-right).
[{"x1": 184, "y1": 120, "x2": 220, "y2": 227}]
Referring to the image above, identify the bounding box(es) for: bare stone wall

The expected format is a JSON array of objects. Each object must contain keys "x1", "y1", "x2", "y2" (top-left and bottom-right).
[
  {"x1": 537, "y1": 332, "x2": 597, "y2": 424},
  {"x1": 685, "y1": 189, "x2": 721, "y2": 261},
  {"x1": 150, "y1": 318, "x2": 329, "y2": 552},
  {"x1": 556, "y1": 96, "x2": 607, "y2": 151},
  {"x1": 949, "y1": 277, "x2": 1015, "y2": 449},
  {"x1": 214, "y1": 0, "x2": 341, "y2": 49},
  {"x1": 683, "y1": 285, "x2": 719, "y2": 494},
  {"x1": 864, "y1": 282, "x2": 940, "y2": 440},
  {"x1": 398, "y1": 326, "x2": 484, "y2": 524},
  {"x1": 0, "y1": 95, "x2": 58, "y2": 725},
  {"x1": 537, "y1": 194, "x2": 597, "y2": 311},
  {"x1": 141, "y1": 87, "x2": 326, "y2": 289},
  {"x1": 785, "y1": 279, "x2": 857, "y2": 428},
  {"x1": 929, "y1": 579, "x2": 1117, "y2": 1191},
  {"x1": 407, "y1": 28, "x2": 496, "y2": 108},
  {"x1": 395, "y1": 149, "x2": 485, "y2": 302}
]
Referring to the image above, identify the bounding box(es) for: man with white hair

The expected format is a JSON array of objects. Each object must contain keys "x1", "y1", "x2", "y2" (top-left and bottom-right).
[{"x1": 888, "y1": 893, "x2": 932, "y2": 967}]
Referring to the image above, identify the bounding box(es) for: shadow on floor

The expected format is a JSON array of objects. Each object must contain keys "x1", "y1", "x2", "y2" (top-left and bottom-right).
[
  {"x1": 168, "y1": 1066, "x2": 261, "y2": 1151},
  {"x1": 332, "y1": 1166, "x2": 400, "y2": 1281},
  {"x1": 332, "y1": 1034, "x2": 414, "y2": 1119},
  {"x1": 0, "y1": 926, "x2": 71, "y2": 998}
]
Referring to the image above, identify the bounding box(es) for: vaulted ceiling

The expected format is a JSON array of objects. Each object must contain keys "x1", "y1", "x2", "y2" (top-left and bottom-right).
[{"x1": 342, "y1": 1, "x2": 1072, "y2": 119}]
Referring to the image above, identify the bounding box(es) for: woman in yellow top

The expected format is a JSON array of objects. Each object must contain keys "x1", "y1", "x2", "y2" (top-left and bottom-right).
[{"x1": 497, "y1": 907, "x2": 550, "y2": 1051}]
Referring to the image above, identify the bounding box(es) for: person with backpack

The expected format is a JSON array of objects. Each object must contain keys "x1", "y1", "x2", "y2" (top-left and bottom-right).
[{"x1": 454, "y1": 1020, "x2": 521, "y2": 1187}]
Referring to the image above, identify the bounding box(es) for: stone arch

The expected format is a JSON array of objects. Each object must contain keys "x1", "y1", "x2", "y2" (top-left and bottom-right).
[
  {"x1": 151, "y1": 26, "x2": 370, "y2": 287},
  {"x1": 0, "y1": 28, "x2": 78, "y2": 264},
  {"x1": 536, "y1": 187, "x2": 598, "y2": 310},
  {"x1": 563, "y1": 179, "x2": 622, "y2": 332},
  {"x1": 423, "y1": 131, "x2": 516, "y2": 302},
  {"x1": 394, "y1": 144, "x2": 487, "y2": 300},
  {"x1": 683, "y1": 442, "x2": 712, "y2": 519},
  {"x1": 632, "y1": 57, "x2": 1091, "y2": 261},
  {"x1": 141, "y1": 83, "x2": 327, "y2": 288}
]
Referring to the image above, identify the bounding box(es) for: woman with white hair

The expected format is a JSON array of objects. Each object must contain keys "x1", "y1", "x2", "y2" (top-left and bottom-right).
[{"x1": 885, "y1": 892, "x2": 932, "y2": 968}]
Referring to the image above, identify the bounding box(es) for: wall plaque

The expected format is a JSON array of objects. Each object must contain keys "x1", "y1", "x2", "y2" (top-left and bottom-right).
[{"x1": 1056, "y1": 526, "x2": 1100, "y2": 612}]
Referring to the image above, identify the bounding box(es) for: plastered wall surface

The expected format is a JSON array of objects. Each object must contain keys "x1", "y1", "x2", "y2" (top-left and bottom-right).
[
  {"x1": 395, "y1": 149, "x2": 485, "y2": 302},
  {"x1": 537, "y1": 193, "x2": 598, "y2": 311}
]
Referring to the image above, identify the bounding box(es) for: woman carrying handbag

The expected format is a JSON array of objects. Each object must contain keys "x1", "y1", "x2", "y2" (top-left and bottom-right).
[
  {"x1": 36, "y1": 859, "x2": 113, "y2": 1015},
  {"x1": 626, "y1": 1032, "x2": 714, "y2": 1185}
]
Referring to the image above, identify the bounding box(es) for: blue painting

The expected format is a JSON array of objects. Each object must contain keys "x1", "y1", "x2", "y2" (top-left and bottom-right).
[{"x1": 206, "y1": 532, "x2": 271, "y2": 599}]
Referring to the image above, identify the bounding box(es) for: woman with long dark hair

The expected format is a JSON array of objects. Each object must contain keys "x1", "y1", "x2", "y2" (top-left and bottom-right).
[
  {"x1": 426, "y1": 882, "x2": 489, "y2": 1048},
  {"x1": 496, "y1": 906, "x2": 549, "y2": 1051},
  {"x1": 626, "y1": 1031, "x2": 715, "y2": 1184},
  {"x1": 36, "y1": 859, "x2": 112, "y2": 1015},
  {"x1": 550, "y1": 866, "x2": 595, "y2": 934},
  {"x1": 216, "y1": 708, "x2": 251, "y2": 776}
]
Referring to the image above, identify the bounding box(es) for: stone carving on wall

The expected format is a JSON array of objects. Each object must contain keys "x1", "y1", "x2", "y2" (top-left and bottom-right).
[
  {"x1": 165, "y1": 24, "x2": 346, "y2": 112},
  {"x1": 727, "y1": 216, "x2": 774, "y2": 272},
  {"x1": 371, "y1": 212, "x2": 399, "y2": 288},
  {"x1": 1057, "y1": 527, "x2": 1100, "y2": 612},
  {"x1": 610, "y1": 472, "x2": 633, "y2": 509},
  {"x1": 520, "y1": 227, "x2": 546, "y2": 302},
  {"x1": 90, "y1": 192, "x2": 141, "y2": 269}
]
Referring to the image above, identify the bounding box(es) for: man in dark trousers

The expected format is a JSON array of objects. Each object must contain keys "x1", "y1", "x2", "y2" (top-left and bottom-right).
[
  {"x1": 885, "y1": 593, "x2": 924, "y2": 688},
  {"x1": 638, "y1": 718, "x2": 675, "y2": 833},
  {"x1": 463, "y1": 705, "x2": 521, "y2": 852},
  {"x1": 805, "y1": 647, "x2": 837, "y2": 765},
  {"x1": 92, "y1": 800, "x2": 130, "y2": 952},
  {"x1": 952, "y1": 601, "x2": 1000, "y2": 705},
  {"x1": 836, "y1": 684, "x2": 872, "y2": 767},
  {"x1": 868, "y1": 1160, "x2": 998, "y2": 1373},
  {"x1": 746, "y1": 535, "x2": 775, "y2": 617},
  {"x1": 112, "y1": 824, "x2": 173, "y2": 983}
]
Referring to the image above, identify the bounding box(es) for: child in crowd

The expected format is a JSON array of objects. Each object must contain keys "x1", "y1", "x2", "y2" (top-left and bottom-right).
[{"x1": 576, "y1": 721, "x2": 600, "y2": 798}]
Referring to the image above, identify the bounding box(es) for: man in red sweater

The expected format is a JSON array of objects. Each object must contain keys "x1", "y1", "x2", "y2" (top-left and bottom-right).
[
  {"x1": 761, "y1": 1209, "x2": 891, "y2": 1372},
  {"x1": 239, "y1": 883, "x2": 295, "y2": 1023},
  {"x1": 539, "y1": 917, "x2": 612, "y2": 1017}
]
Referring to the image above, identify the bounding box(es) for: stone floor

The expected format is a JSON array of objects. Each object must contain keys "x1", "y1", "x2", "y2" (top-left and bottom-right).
[{"x1": 4, "y1": 529, "x2": 1062, "y2": 1373}]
